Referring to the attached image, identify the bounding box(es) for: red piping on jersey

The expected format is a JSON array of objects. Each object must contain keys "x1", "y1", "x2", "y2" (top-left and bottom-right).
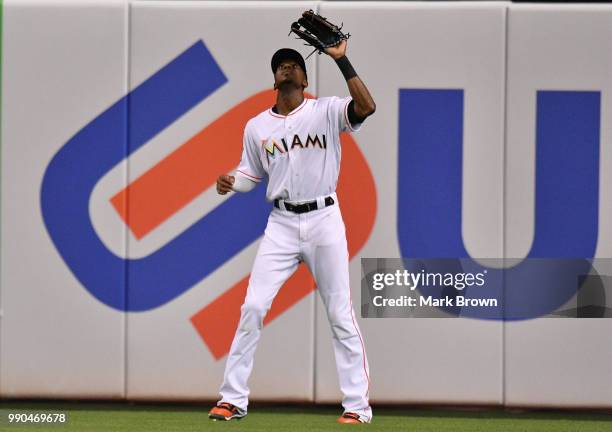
[
  {"x1": 236, "y1": 169, "x2": 262, "y2": 181},
  {"x1": 268, "y1": 98, "x2": 309, "y2": 118},
  {"x1": 348, "y1": 275, "x2": 371, "y2": 397}
]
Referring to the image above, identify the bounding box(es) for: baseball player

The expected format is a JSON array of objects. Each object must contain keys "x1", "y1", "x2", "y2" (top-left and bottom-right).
[{"x1": 209, "y1": 39, "x2": 376, "y2": 424}]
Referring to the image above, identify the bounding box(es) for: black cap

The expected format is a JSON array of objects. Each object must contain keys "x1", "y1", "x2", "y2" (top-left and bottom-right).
[{"x1": 271, "y1": 48, "x2": 307, "y2": 79}]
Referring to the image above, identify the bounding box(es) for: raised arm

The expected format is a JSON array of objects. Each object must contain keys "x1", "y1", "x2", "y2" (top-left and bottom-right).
[{"x1": 325, "y1": 40, "x2": 376, "y2": 121}]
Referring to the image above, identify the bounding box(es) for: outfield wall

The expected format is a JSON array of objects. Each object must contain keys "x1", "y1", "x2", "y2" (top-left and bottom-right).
[{"x1": 2, "y1": 1, "x2": 612, "y2": 408}]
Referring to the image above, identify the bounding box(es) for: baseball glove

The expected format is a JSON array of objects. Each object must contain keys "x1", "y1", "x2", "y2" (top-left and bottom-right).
[{"x1": 289, "y1": 10, "x2": 350, "y2": 58}]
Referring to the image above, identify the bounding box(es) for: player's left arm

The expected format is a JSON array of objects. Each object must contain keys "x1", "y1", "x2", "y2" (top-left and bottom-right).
[{"x1": 325, "y1": 40, "x2": 376, "y2": 123}]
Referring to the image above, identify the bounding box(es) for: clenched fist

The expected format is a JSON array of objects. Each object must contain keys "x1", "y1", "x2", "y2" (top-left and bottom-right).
[{"x1": 216, "y1": 174, "x2": 235, "y2": 195}]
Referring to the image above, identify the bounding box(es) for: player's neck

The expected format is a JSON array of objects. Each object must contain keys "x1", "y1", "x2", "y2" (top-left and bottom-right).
[{"x1": 274, "y1": 90, "x2": 305, "y2": 116}]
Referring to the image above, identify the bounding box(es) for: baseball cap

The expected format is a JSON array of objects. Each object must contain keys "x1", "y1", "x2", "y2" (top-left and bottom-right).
[{"x1": 271, "y1": 48, "x2": 307, "y2": 79}]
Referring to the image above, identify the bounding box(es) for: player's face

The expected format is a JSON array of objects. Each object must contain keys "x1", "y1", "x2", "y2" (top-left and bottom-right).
[{"x1": 274, "y1": 60, "x2": 307, "y2": 90}]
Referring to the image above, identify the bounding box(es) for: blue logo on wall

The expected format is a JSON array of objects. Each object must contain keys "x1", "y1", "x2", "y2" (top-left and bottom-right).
[
  {"x1": 40, "y1": 41, "x2": 269, "y2": 312},
  {"x1": 397, "y1": 89, "x2": 601, "y2": 320}
]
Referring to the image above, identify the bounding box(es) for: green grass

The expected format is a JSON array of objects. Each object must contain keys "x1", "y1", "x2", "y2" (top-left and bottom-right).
[{"x1": 0, "y1": 402, "x2": 611, "y2": 432}]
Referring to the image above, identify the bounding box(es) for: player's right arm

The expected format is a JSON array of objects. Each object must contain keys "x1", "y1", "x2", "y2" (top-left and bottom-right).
[{"x1": 216, "y1": 122, "x2": 265, "y2": 195}]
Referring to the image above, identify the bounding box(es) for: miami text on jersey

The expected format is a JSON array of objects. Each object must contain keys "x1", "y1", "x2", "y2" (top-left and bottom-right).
[{"x1": 263, "y1": 133, "x2": 327, "y2": 164}]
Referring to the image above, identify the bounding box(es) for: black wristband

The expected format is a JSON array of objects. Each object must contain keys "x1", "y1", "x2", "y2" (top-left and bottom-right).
[{"x1": 335, "y1": 55, "x2": 357, "y2": 81}]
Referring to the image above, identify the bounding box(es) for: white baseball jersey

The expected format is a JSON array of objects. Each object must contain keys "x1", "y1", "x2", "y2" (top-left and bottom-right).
[{"x1": 236, "y1": 96, "x2": 361, "y2": 202}]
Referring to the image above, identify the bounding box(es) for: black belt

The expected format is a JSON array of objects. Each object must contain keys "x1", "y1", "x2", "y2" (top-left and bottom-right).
[{"x1": 274, "y1": 196, "x2": 335, "y2": 214}]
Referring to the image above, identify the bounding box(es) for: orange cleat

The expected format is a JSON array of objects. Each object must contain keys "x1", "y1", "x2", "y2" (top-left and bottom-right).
[
  {"x1": 337, "y1": 412, "x2": 365, "y2": 424},
  {"x1": 208, "y1": 402, "x2": 247, "y2": 421}
]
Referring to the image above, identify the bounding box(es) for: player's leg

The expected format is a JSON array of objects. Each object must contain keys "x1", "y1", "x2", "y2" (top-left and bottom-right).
[
  {"x1": 213, "y1": 210, "x2": 300, "y2": 417},
  {"x1": 302, "y1": 205, "x2": 372, "y2": 423}
]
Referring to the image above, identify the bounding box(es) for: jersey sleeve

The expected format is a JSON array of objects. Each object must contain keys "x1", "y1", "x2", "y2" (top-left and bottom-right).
[
  {"x1": 327, "y1": 96, "x2": 363, "y2": 133},
  {"x1": 236, "y1": 122, "x2": 265, "y2": 182}
]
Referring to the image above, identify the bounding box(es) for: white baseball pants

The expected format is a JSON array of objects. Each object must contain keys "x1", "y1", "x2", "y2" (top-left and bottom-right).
[{"x1": 218, "y1": 196, "x2": 372, "y2": 421}]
